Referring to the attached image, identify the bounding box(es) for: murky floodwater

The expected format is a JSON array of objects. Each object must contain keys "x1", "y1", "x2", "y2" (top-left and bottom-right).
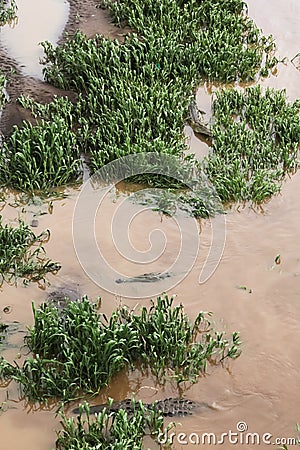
[
  {"x1": 1, "y1": 0, "x2": 300, "y2": 449},
  {"x1": 0, "y1": 0, "x2": 69, "y2": 79}
]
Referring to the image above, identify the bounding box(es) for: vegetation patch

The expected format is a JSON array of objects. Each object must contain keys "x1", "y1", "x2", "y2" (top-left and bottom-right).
[
  {"x1": 140, "y1": 185, "x2": 224, "y2": 218},
  {"x1": 206, "y1": 86, "x2": 300, "y2": 203},
  {"x1": 0, "y1": 95, "x2": 82, "y2": 192},
  {"x1": 55, "y1": 400, "x2": 168, "y2": 450},
  {"x1": 0, "y1": 0, "x2": 298, "y2": 206},
  {"x1": 41, "y1": 32, "x2": 190, "y2": 170},
  {"x1": 0, "y1": 0, "x2": 17, "y2": 26},
  {"x1": 102, "y1": 0, "x2": 277, "y2": 82},
  {"x1": 0, "y1": 215, "x2": 61, "y2": 285},
  {"x1": 117, "y1": 295, "x2": 240, "y2": 381},
  {"x1": 0, "y1": 295, "x2": 240, "y2": 402},
  {"x1": 39, "y1": 0, "x2": 276, "y2": 174},
  {"x1": 0, "y1": 0, "x2": 281, "y2": 201}
]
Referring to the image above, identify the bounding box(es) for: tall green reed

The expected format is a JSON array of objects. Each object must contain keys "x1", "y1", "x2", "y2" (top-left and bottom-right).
[
  {"x1": 0, "y1": 215, "x2": 60, "y2": 285},
  {"x1": 1, "y1": 0, "x2": 296, "y2": 211},
  {"x1": 0, "y1": 0, "x2": 17, "y2": 26},
  {"x1": 55, "y1": 400, "x2": 167, "y2": 450},
  {"x1": 0, "y1": 295, "x2": 240, "y2": 402},
  {"x1": 0, "y1": 115, "x2": 82, "y2": 192},
  {"x1": 205, "y1": 86, "x2": 300, "y2": 203}
]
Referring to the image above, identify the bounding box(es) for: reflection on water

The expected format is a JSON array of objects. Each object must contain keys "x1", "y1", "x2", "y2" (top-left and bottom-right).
[{"x1": 0, "y1": 0, "x2": 69, "y2": 79}]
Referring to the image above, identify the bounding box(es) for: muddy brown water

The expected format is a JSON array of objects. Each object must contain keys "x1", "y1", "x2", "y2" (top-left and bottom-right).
[
  {"x1": 0, "y1": 0, "x2": 70, "y2": 79},
  {"x1": 0, "y1": 0, "x2": 300, "y2": 448}
]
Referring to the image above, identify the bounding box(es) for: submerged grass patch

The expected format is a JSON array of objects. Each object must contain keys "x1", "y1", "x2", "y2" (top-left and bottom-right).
[
  {"x1": 0, "y1": 0, "x2": 17, "y2": 26},
  {"x1": 39, "y1": 0, "x2": 276, "y2": 173},
  {"x1": 0, "y1": 84, "x2": 82, "y2": 192},
  {"x1": 0, "y1": 295, "x2": 240, "y2": 402},
  {"x1": 0, "y1": 0, "x2": 298, "y2": 208},
  {"x1": 103, "y1": 0, "x2": 276, "y2": 82},
  {"x1": 41, "y1": 32, "x2": 190, "y2": 169},
  {"x1": 55, "y1": 400, "x2": 167, "y2": 450},
  {"x1": 0, "y1": 215, "x2": 61, "y2": 285},
  {"x1": 206, "y1": 86, "x2": 300, "y2": 203},
  {"x1": 0, "y1": 0, "x2": 280, "y2": 201}
]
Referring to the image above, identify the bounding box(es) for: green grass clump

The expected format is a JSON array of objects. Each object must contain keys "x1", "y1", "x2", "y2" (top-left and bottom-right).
[
  {"x1": 0, "y1": 215, "x2": 61, "y2": 285},
  {"x1": 38, "y1": 0, "x2": 276, "y2": 175},
  {"x1": 205, "y1": 86, "x2": 300, "y2": 203},
  {"x1": 0, "y1": 295, "x2": 240, "y2": 402},
  {"x1": 118, "y1": 295, "x2": 240, "y2": 382},
  {"x1": 1, "y1": 0, "x2": 290, "y2": 209},
  {"x1": 42, "y1": 32, "x2": 190, "y2": 170},
  {"x1": 0, "y1": 114, "x2": 82, "y2": 192},
  {"x1": 0, "y1": 0, "x2": 17, "y2": 26},
  {"x1": 104, "y1": 0, "x2": 276, "y2": 82},
  {"x1": 55, "y1": 400, "x2": 166, "y2": 450}
]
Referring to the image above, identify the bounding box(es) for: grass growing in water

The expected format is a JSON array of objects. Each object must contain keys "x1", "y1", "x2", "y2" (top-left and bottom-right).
[
  {"x1": 0, "y1": 0, "x2": 297, "y2": 209},
  {"x1": 0, "y1": 111, "x2": 82, "y2": 192},
  {"x1": 103, "y1": 0, "x2": 277, "y2": 82},
  {"x1": 0, "y1": 295, "x2": 240, "y2": 402},
  {"x1": 0, "y1": 0, "x2": 17, "y2": 26},
  {"x1": 206, "y1": 86, "x2": 300, "y2": 203},
  {"x1": 41, "y1": 32, "x2": 190, "y2": 169},
  {"x1": 55, "y1": 400, "x2": 168, "y2": 450},
  {"x1": 0, "y1": 0, "x2": 277, "y2": 195},
  {"x1": 118, "y1": 295, "x2": 240, "y2": 381},
  {"x1": 39, "y1": 0, "x2": 276, "y2": 173},
  {"x1": 0, "y1": 215, "x2": 61, "y2": 285}
]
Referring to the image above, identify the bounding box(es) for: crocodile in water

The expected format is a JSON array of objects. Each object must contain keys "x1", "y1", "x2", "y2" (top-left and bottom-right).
[
  {"x1": 115, "y1": 271, "x2": 172, "y2": 284},
  {"x1": 45, "y1": 286, "x2": 80, "y2": 312},
  {"x1": 188, "y1": 100, "x2": 213, "y2": 138},
  {"x1": 72, "y1": 397, "x2": 211, "y2": 417}
]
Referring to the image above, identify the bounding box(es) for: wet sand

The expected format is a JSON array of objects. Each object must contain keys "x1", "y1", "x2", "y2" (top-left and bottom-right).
[{"x1": 0, "y1": 0, "x2": 300, "y2": 448}]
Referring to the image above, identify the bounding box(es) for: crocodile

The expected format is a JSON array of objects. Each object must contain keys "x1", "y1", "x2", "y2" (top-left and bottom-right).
[
  {"x1": 188, "y1": 100, "x2": 213, "y2": 138},
  {"x1": 72, "y1": 397, "x2": 212, "y2": 417},
  {"x1": 115, "y1": 271, "x2": 172, "y2": 284},
  {"x1": 45, "y1": 286, "x2": 81, "y2": 313}
]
